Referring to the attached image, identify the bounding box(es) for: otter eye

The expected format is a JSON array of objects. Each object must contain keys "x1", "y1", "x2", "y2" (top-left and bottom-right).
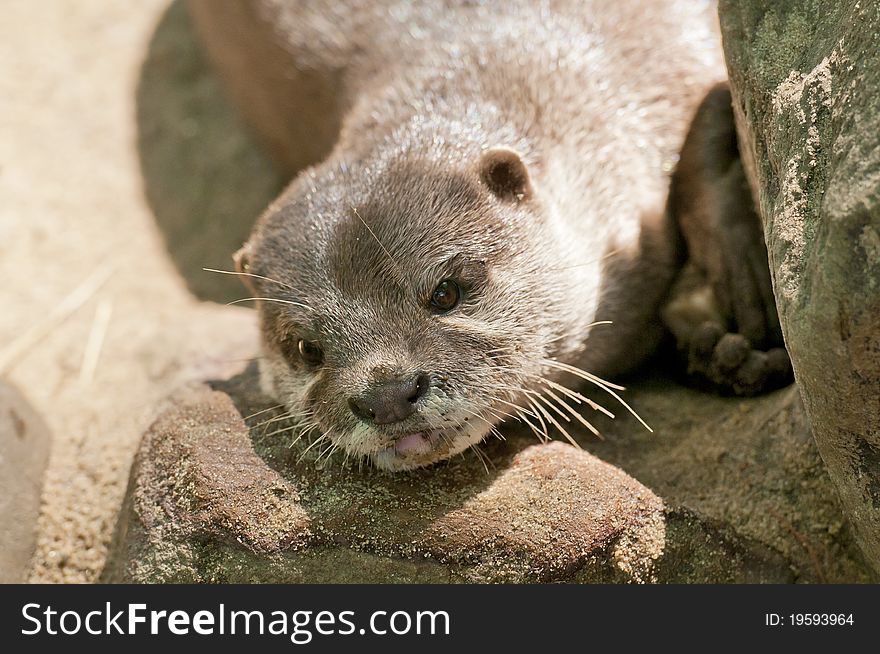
[
  {"x1": 430, "y1": 279, "x2": 461, "y2": 313},
  {"x1": 297, "y1": 339, "x2": 324, "y2": 367}
]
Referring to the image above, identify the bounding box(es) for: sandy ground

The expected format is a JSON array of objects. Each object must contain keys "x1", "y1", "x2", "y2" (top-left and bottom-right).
[{"x1": 0, "y1": 0, "x2": 261, "y2": 582}]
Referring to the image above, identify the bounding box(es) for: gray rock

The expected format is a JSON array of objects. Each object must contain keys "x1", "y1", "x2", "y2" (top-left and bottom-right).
[
  {"x1": 104, "y1": 362, "x2": 866, "y2": 583},
  {"x1": 0, "y1": 381, "x2": 51, "y2": 582},
  {"x1": 719, "y1": 0, "x2": 880, "y2": 572}
]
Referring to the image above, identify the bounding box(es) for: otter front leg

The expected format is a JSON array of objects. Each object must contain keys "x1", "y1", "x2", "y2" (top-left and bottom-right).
[{"x1": 663, "y1": 83, "x2": 792, "y2": 396}]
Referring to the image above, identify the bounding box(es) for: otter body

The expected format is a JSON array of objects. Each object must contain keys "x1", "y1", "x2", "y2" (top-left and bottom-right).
[{"x1": 188, "y1": 1, "x2": 762, "y2": 470}]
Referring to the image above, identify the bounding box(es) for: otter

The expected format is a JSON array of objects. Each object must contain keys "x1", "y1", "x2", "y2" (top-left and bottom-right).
[{"x1": 189, "y1": 0, "x2": 790, "y2": 471}]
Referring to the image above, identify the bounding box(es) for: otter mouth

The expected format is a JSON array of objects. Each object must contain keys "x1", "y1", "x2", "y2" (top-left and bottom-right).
[
  {"x1": 377, "y1": 431, "x2": 443, "y2": 458},
  {"x1": 369, "y1": 428, "x2": 466, "y2": 471},
  {"x1": 382, "y1": 430, "x2": 445, "y2": 458}
]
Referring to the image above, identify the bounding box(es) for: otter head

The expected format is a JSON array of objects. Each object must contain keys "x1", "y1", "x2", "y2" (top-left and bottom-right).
[{"x1": 237, "y1": 146, "x2": 566, "y2": 471}]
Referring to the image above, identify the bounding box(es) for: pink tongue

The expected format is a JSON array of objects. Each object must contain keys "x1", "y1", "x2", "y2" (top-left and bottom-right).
[{"x1": 394, "y1": 432, "x2": 431, "y2": 456}]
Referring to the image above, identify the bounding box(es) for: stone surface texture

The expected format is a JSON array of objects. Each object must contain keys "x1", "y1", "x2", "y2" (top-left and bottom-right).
[
  {"x1": 104, "y1": 364, "x2": 870, "y2": 583},
  {"x1": 719, "y1": 0, "x2": 880, "y2": 572}
]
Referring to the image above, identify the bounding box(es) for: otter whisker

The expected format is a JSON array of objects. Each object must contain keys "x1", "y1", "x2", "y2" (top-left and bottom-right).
[
  {"x1": 350, "y1": 205, "x2": 414, "y2": 292},
  {"x1": 528, "y1": 395, "x2": 580, "y2": 448},
  {"x1": 255, "y1": 413, "x2": 293, "y2": 437},
  {"x1": 456, "y1": 407, "x2": 485, "y2": 423},
  {"x1": 297, "y1": 429, "x2": 331, "y2": 463},
  {"x1": 515, "y1": 409, "x2": 550, "y2": 443},
  {"x1": 484, "y1": 344, "x2": 522, "y2": 356},
  {"x1": 440, "y1": 414, "x2": 493, "y2": 474},
  {"x1": 524, "y1": 397, "x2": 552, "y2": 443},
  {"x1": 493, "y1": 383, "x2": 556, "y2": 413},
  {"x1": 226, "y1": 297, "x2": 313, "y2": 310},
  {"x1": 260, "y1": 424, "x2": 295, "y2": 439},
  {"x1": 249, "y1": 409, "x2": 296, "y2": 430},
  {"x1": 249, "y1": 414, "x2": 289, "y2": 433},
  {"x1": 215, "y1": 356, "x2": 268, "y2": 365},
  {"x1": 541, "y1": 359, "x2": 652, "y2": 433},
  {"x1": 262, "y1": 420, "x2": 313, "y2": 440},
  {"x1": 541, "y1": 359, "x2": 626, "y2": 391},
  {"x1": 488, "y1": 396, "x2": 543, "y2": 424},
  {"x1": 542, "y1": 387, "x2": 602, "y2": 438},
  {"x1": 482, "y1": 404, "x2": 520, "y2": 423},
  {"x1": 351, "y1": 207, "x2": 398, "y2": 266},
  {"x1": 458, "y1": 405, "x2": 502, "y2": 430},
  {"x1": 543, "y1": 246, "x2": 623, "y2": 273},
  {"x1": 536, "y1": 377, "x2": 615, "y2": 419},
  {"x1": 533, "y1": 391, "x2": 571, "y2": 423},
  {"x1": 257, "y1": 413, "x2": 318, "y2": 446},
  {"x1": 241, "y1": 404, "x2": 285, "y2": 421},
  {"x1": 481, "y1": 421, "x2": 506, "y2": 443},
  {"x1": 315, "y1": 441, "x2": 339, "y2": 465},
  {"x1": 484, "y1": 394, "x2": 549, "y2": 442},
  {"x1": 251, "y1": 408, "x2": 313, "y2": 433},
  {"x1": 292, "y1": 419, "x2": 320, "y2": 444},
  {"x1": 470, "y1": 444, "x2": 493, "y2": 475},
  {"x1": 489, "y1": 379, "x2": 602, "y2": 440},
  {"x1": 543, "y1": 320, "x2": 614, "y2": 346},
  {"x1": 202, "y1": 267, "x2": 296, "y2": 292}
]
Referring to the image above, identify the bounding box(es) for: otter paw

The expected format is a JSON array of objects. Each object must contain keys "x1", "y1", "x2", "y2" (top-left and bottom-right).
[{"x1": 685, "y1": 321, "x2": 793, "y2": 396}]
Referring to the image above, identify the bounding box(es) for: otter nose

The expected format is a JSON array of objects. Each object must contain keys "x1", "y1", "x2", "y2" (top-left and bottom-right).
[{"x1": 348, "y1": 374, "x2": 430, "y2": 425}]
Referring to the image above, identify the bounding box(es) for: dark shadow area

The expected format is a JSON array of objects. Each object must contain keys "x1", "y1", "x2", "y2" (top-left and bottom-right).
[{"x1": 137, "y1": 0, "x2": 285, "y2": 303}]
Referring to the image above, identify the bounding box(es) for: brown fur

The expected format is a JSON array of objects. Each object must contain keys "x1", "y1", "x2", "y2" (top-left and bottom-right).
[{"x1": 189, "y1": 0, "x2": 730, "y2": 470}]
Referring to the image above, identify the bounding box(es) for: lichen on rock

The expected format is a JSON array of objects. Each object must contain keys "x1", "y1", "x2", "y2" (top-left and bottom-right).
[{"x1": 719, "y1": 0, "x2": 880, "y2": 573}]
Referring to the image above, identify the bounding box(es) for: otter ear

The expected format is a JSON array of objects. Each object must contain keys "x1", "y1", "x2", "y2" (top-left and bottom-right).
[
  {"x1": 233, "y1": 242, "x2": 255, "y2": 291},
  {"x1": 478, "y1": 147, "x2": 532, "y2": 202}
]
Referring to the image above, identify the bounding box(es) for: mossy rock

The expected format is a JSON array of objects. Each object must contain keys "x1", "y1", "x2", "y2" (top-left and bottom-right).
[{"x1": 719, "y1": 0, "x2": 880, "y2": 573}]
